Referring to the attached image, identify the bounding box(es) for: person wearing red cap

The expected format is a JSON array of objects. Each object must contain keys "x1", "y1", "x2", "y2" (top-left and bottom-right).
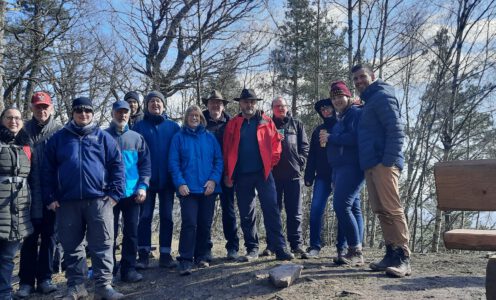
[{"x1": 16, "y1": 92, "x2": 62, "y2": 298}]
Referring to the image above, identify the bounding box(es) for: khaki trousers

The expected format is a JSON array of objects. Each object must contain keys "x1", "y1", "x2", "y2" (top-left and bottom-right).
[{"x1": 365, "y1": 164, "x2": 411, "y2": 256}]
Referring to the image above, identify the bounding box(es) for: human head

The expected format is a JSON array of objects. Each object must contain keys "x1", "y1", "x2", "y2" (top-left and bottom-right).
[
  {"x1": 71, "y1": 97, "x2": 94, "y2": 127},
  {"x1": 111, "y1": 100, "x2": 131, "y2": 128},
  {"x1": 203, "y1": 90, "x2": 228, "y2": 117},
  {"x1": 234, "y1": 88, "x2": 262, "y2": 118},
  {"x1": 271, "y1": 96, "x2": 288, "y2": 119},
  {"x1": 124, "y1": 91, "x2": 140, "y2": 115},
  {"x1": 145, "y1": 91, "x2": 165, "y2": 115},
  {"x1": 330, "y1": 81, "x2": 352, "y2": 113},
  {"x1": 31, "y1": 91, "x2": 53, "y2": 124},
  {"x1": 314, "y1": 99, "x2": 334, "y2": 119},
  {"x1": 1, "y1": 108, "x2": 23, "y2": 135},
  {"x1": 183, "y1": 105, "x2": 206, "y2": 129},
  {"x1": 351, "y1": 64, "x2": 375, "y2": 94}
]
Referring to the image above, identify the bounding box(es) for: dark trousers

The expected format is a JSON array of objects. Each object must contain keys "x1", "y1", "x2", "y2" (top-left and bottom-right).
[
  {"x1": 113, "y1": 196, "x2": 140, "y2": 274},
  {"x1": 57, "y1": 198, "x2": 114, "y2": 288},
  {"x1": 235, "y1": 171, "x2": 286, "y2": 252},
  {"x1": 18, "y1": 209, "x2": 56, "y2": 286},
  {"x1": 138, "y1": 188, "x2": 174, "y2": 254},
  {"x1": 274, "y1": 178, "x2": 303, "y2": 250},
  {"x1": 219, "y1": 182, "x2": 239, "y2": 251},
  {"x1": 178, "y1": 194, "x2": 216, "y2": 262},
  {"x1": 0, "y1": 240, "x2": 20, "y2": 300}
]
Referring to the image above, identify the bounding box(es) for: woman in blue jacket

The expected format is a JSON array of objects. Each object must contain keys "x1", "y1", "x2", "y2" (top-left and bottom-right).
[
  {"x1": 320, "y1": 81, "x2": 364, "y2": 266},
  {"x1": 169, "y1": 105, "x2": 223, "y2": 276}
]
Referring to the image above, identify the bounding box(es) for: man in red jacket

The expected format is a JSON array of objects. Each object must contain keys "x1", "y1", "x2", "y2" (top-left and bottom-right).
[{"x1": 223, "y1": 88, "x2": 293, "y2": 261}]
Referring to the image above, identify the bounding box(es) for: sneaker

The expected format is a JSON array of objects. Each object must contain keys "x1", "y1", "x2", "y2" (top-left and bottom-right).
[
  {"x1": 135, "y1": 250, "x2": 149, "y2": 270},
  {"x1": 178, "y1": 261, "x2": 193, "y2": 276},
  {"x1": 94, "y1": 285, "x2": 124, "y2": 300},
  {"x1": 260, "y1": 248, "x2": 273, "y2": 257},
  {"x1": 15, "y1": 284, "x2": 34, "y2": 298},
  {"x1": 197, "y1": 260, "x2": 209, "y2": 268},
  {"x1": 37, "y1": 280, "x2": 58, "y2": 294},
  {"x1": 239, "y1": 249, "x2": 259, "y2": 262},
  {"x1": 302, "y1": 248, "x2": 320, "y2": 259},
  {"x1": 275, "y1": 249, "x2": 295, "y2": 261},
  {"x1": 62, "y1": 284, "x2": 88, "y2": 300},
  {"x1": 385, "y1": 248, "x2": 412, "y2": 278},
  {"x1": 341, "y1": 247, "x2": 364, "y2": 266},
  {"x1": 226, "y1": 249, "x2": 239, "y2": 260},
  {"x1": 291, "y1": 247, "x2": 306, "y2": 255},
  {"x1": 333, "y1": 249, "x2": 347, "y2": 265},
  {"x1": 121, "y1": 269, "x2": 143, "y2": 283},
  {"x1": 370, "y1": 245, "x2": 397, "y2": 271},
  {"x1": 159, "y1": 253, "x2": 177, "y2": 268}
]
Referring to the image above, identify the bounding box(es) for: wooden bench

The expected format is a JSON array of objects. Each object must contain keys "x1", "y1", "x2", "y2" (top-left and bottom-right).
[{"x1": 434, "y1": 159, "x2": 496, "y2": 300}]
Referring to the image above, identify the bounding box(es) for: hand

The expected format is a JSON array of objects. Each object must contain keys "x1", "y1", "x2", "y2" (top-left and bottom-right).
[
  {"x1": 224, "y1": 176, "x2": 233, "y2": 188},
  {"x1": 134, "y1": 188, "x2": 146, "y2": 203},
  {"x1": 304, "y1": 181, "x2": 312, "y2": 187},
  {"x1": 179, "y1": 185, "x2": 190, "y2": 196},
  {"x1": 204, "y1": 180, "x2": 216, "y2": 196},
  {"x1": 319, "y1": 131, "x2": 330, "y2": 145},
  {"x1": 47, "y1": 201, "x2": 60, "y2": 211}
]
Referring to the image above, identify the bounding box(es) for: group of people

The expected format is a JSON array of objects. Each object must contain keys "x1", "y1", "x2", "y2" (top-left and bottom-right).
[{"x1": 0, "y1": 64, "x2": 412, "y2": 300}]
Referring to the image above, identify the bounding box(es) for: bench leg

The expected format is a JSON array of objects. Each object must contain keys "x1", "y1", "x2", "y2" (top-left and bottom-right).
[{"x1": 487, "y1": 256, "x2": 496, "y2": 300}]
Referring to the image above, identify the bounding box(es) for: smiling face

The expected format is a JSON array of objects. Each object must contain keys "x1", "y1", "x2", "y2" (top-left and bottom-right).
[
  {"x1": 320, "y1": 105, "x2": 334, "y2": 118},
  {"x1": 207, "y1": 99, "x2": 225, "y2": 117},
  {"x1": 239, "y1": 99, "x2": 257, "y2": 118},
  {"x1": 126, "y1": 98, "x2": 139, "y2": 115},
  {"x1": 352, "y1": 68, "x2": 375, "y2": 94},
  {"x1": 112, "y1": 108, "x2": 130, "y2": 127},
  {"x1": 72, "y1": 107, "x2": 93, "y2": 126},
  {"x1": 186, "y1": 110, "x2": 202, "y2": 129},
  {"x1": 272, "y1": 97, "x2": 288, "y2": 119},
  {"x1": 31, "y1": 103, "x2": 53, "y2": 124},
  {"x1": 2, "y1": 109, "x2": 23, "y2": 134},
  {"x1": 331, "y1": 95, "x2": 351, "y2": 113},
  {"x1": 147, "y1": 97, "x2": 164, "y2": 115}
]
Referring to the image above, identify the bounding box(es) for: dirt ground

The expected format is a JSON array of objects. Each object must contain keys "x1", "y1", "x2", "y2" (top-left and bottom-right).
[{"x1": 13, "y1": 240, "x2": 489, "y2": 300}]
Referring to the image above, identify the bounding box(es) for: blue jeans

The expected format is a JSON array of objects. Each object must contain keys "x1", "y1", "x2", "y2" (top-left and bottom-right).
[
  {"x1": 113, "y1": 197, "x2": 140, "y2": 274},
  {"x1": 309, "y1": 178, "x2": 332, "y2": 250},
  {"x1": 332, "y1": 165, "x2": 364, "y2": 250},
  {"x1": 0, "y1": 240, "x2": 20, "y2": 300},
  {"x1": 138, "y1": 188, "x2": 174, "y2": 254}
]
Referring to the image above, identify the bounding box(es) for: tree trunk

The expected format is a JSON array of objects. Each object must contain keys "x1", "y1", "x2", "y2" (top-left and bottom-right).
[
  {"x1": 347, "y1": 0, "x2": 353, "y2": 84},
  {"x1": 0, "y1": 0, "x2": 5, "y2": 110}
]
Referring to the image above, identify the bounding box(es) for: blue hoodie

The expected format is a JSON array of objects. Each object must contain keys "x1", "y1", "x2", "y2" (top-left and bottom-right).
[{"x1": 327, "y1": 105, "x2": 362, "y2": 168}]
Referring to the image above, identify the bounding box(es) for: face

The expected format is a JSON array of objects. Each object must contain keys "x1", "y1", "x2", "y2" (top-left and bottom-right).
[
  {"x1": 187, "y1": 110, "x2": 202, "y2": 129},
  {"x1": 353, "y1": 68, "x2": 375, "y2": 94},
  {"x1": 331, "y1": 95, "x2": 350, "y2": 113},
  {"x1": 112, "y1": 108, "x2": 130, "y2": 127},
  {"x1": 72, "y1": 107, "x2": 93, "y2": 126},
  {"x1": 320, "y1": 105, "x2": 334, "y2": 118},
  {"x1": 207, "y1": 99, "x2": 224, "y2": 115},
  {"x1": 239, "y1": 99, "x2": 257, "y2": 117},
  {"x1": 127, "y1": 99, "x2": 139, "y2": 115},
  {"x1": 2, "y1": 109, "x2": 23, "y2": 134},
  {"x1": 31, "y1": 104, "x2": 53, "y2": 124},
  {"x1": 147, "y1": 97, "x2": 164, "y2": 115},
  {"x1": 272, "y1": 98, "x2": 288, "y2": 119}
]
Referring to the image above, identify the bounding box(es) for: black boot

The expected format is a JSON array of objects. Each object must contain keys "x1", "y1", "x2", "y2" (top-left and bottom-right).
[
  {"x1": 369, "y1": 245, "x2": 397, "y2": 271},
  {"x1": 136, "y1": 250, "x2": 149, "y2": 270},
  {"x1": 385, "y1": 248, "x2": 411, "y2": 278}
]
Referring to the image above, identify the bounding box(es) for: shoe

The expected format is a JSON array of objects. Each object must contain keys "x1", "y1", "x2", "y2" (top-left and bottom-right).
[
  {"x1": 178, "y1": 261, "x2": 193, "y2": 276},
  {"x1": 260, "y1": 248, "x2": 273, "y2": 257},
  {"x1": 37, "y1": 280, "x2": 58, "y2": 294},
  {"x1": 62, "y1": 284, "x2": 88, "y2": 300},
  {"x1": 204, "y1": 250, "x2": 213, "y2": 262},
  {"x1": 197, "y1": 260, "x2": 209, "y2": 268},
  {"x1": 341, "y1": 247, "x2": 365, "y2": 266},
  {"x1": 333, "y1": 249, "x2": 347, "y2": 265},
  {"x1": 94, "y1": 285, "x2": 124, "y2": 300},
  {"x1": 244, "y1": 249, "x2": 259, "y2": 261},
  {"x1": 135, "y1": 250, "x2": 149, "y2": 270},
  {"x1": 275, "y1": 249, "x2": 295, "y2": 261},
  {"x1": 385, "y1": 248, "x2": 412, "y2": 278},
  {"x1": 370, "y1": 245, "x2": 398, "y2": 271},
  {"x1": 291, "y1": 247, "x2": 306, "y2": 255},
  {"x1": 302, "y1": 248, "x2": 320, "y2": 259},
  {"x1": 159, "y1": 253, "x2": 177, "y2": 268},
  {"x1": 226, "y1": 249, "x2": 239, "y2": 260},
  {"x1": 15, "y1": 284, "x2": 34, "y2": 298},
  {"x1": 121, "y1": 269, "x2": 143, "y2": 283}
]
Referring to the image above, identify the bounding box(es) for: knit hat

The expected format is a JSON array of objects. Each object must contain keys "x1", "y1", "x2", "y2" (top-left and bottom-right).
[
  {"x1": 31, "y1": 91, "x2": 52, "y2": 106},
  {"x1": 330, "y1": 81, "x2": 352, "y2": 98},
  {"x1": 124, "y1": 91, "x2": 140, "y2": 102},
  {"x1": 72, "y1": 97, "x2": 93, "y2": 110},
  {"x1": 145, "y1": 91, "x2": 166, "y2": 106}
]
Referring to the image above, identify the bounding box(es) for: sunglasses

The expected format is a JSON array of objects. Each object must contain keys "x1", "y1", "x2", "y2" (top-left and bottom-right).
[{"x1": 74, "y1": 108, "x2": 93, "y2": 114}]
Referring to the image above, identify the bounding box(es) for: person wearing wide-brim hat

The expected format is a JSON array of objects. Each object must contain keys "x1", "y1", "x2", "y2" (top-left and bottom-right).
[
  {"x1": 201, "y1": 90, "x2": 230, "y2": 106},
  {"x1": 223, "y1": 88, "x2": 294, "y2": 262}
]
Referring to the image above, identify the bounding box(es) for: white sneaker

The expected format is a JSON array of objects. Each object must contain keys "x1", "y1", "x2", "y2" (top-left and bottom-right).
[{"x1": 302, "y1": 249, "x2": 320, "y2": 259}]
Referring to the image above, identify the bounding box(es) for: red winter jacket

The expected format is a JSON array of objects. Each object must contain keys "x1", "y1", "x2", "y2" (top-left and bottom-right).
[{"x1": 223, "y1": 111, "x2": 282, "y2": 185}]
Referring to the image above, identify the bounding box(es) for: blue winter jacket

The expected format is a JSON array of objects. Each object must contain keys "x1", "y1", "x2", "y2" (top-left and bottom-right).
[
  {"x1": 327, "y1": 105, "x2": 362, "y2": 168},
  {"x1": 357, "y1": 80, "x2": 405, "y2": 171},
  {"x1": 169, "y1": 125, "x2": 223, "y2": 195},
  {"x1": 133, "y1": 113, "x2": 180, "y2": 190},
  {"x1": 106, "y1": 123, "x2": 151, "y2": 198},
  {"x1": 42, "y1": 122, "x2": 125, "y2": 205}
]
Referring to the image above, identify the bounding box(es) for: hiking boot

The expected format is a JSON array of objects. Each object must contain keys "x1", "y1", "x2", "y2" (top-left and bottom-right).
[
  {"x1": 135, "y1": 250, "x2": 149, "y2": 270},
  {"x1": 94, "y1": 285, "x2": 124, "y2": 300},
  {"x1": 260, "y1": 248, "x2": 273, "y2": 257},
  {"x1": 121, "y1": 269, "x2": 143, "y2": 283},
  {"x1": 370, "y1": 245, "x2": 397, "y2": 271},
  {"x1": 226, "y1": 249, "x2": 239, "y2": 260},
  {"x1": 204, "y1": 250, "x2": 213, "y2": 262},
  {"x1": 302, "y1": 248, "x2": 320, "y2": 259},
  {"x1": 159, "y1": 253, "x2": 177, "y2": 268},
  {"x1": 178, "y1": 261, "x2": 193, "y2": 276},
  {"x1": 291, "y1": 247, "x2": 306, "y2": 255},
  {"x1": 62, "y1": 284, "x2": 88, "y2": 300},
  {"x1": 197, "y1": 260, "x2": 209, "y2": 268},
  {"x1": 385, "y1": 248, "x2": 412, "y2": 278},
  {"x1": 341, "y1": 247, "x2": 365, "y2": 266},
  {"x1": 37, "y1": 280, "x2": 58, "y2": 294},
  {"x1": 333, "y1": 249, "x2": 347, "y2": 265},
  {"x1": 238, "y1": 249, "x2": 259, "y2": 262},
  {"x1": 275, "y1": 249, "x2": 295, "y2": 261},
  {"x1": 15, "y1": 284, "x2": 34, "y2": 298}
]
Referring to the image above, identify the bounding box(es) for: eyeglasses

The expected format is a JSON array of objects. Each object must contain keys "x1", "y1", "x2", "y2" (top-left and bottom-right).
[
  {"x1": 273, "y1": 105, "x2": 287, "y2": 109},
  {"x1": 74, "y1": 108, "x2": 93, "y2": 114},
  {"x1": 3, "y1": 116, "x2": 22, "y2": 122}
]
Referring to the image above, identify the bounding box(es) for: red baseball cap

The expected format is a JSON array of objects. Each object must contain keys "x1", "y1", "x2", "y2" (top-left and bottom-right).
[{"x1": 31, "y1": 91, "x2": 52, "y2": 106}]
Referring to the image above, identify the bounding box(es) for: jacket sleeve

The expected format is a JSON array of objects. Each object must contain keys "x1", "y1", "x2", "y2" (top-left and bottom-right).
[
  {"x1": 41, "y1": 135, "x2": 58, "y2": 206},
  {"x1": 27, "y1": 146, "x2": 43, "y2": 219},
  {"x1": 168, "y1": 133, "x2": 187, "y2": 188},
  {"x1": 297, "y1": 120, "x2": 309, "y2": 167},
  {"x1": 223, "y1": 121, "x2": 233, "y2": 177},
  {"x1": 328, "y1": 111, "x2": 360, "y2": 146},
  {"x1": 208, "y1": 134, "x2": 224, "y2": 185},
  {"x1": 270, "y1": 120, "x2": 282, "y2": 167},
  {"x1": 303, "y1": 129, "x2": 318, "y2": 185},
  {"x1": 376, "y1": 95, "x2": 405, "y2": 167},
  {"x1": 137, "y1": 135, "x2": 151, "y2": 191},
  {"x1": 104, "y1": 134, "x2": 125, "y2": 201}
]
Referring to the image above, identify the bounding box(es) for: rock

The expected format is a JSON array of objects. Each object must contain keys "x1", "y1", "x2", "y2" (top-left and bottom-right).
[{"x1": 269, "y1": 264, "x2": 303, "y2": 288}]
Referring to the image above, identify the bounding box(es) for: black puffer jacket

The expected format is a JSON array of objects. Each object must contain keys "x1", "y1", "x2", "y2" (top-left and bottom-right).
[{"x1": 0, "y1": 126, "x2": 33, "y2": 241}]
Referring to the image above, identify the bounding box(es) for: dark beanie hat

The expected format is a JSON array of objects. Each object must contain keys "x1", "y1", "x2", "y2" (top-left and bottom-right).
[
  {"x1": 145, "y1": 91, "x2": 165, "y2": 106},
  {"x1": 330, "y1": 81, "x2": 352, "y2": 98},
  {"x1": 72, "y1": 97, "x2": 93, "y2": 110},
  {"x1": 124, "y1": 91, "x2": 140, "y2": 102}
]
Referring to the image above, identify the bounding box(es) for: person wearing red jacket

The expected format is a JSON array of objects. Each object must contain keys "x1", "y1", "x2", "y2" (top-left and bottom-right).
[{"x1": 223, "y1": 88, "x2": 293, "y2": 262}]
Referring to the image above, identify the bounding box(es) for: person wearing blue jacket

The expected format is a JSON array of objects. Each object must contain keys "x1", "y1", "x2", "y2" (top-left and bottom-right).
[
  {"x1": 106, "y1": 101, "x2": 151, "y2": 283},
  {"x1": 133, "y1": 91, "x2": 180, "y2": 269},
  {"x1": 169, "y1": 105, "x2": 223, "y2": 275},
  {"x1": 352, "y1": 64, "x2": 411, "y2": 278},
  {"x1": 43, "y1": 97, "x2": 125, "y2": 300},
  {"x1": 320, "y1": 81, "x2": 364, "y2": 266}
]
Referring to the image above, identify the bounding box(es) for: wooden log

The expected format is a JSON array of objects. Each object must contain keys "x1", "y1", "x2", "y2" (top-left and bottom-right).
[
  {"x1": 487, "y1": 255, "x2": 496, "y2": 300},
  {"x1": 434, "y1": 159, "x2": 496, "y2": 211},
  {"x1": 444, "y1": 229, "x2": 496, "y2": 251}
]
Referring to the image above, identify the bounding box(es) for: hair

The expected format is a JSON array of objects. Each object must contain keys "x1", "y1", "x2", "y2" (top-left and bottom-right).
[
  {"x1": 271, "y1": 96, "x2": 286, "y2": 107},
  {"x1": 0, "y1": 107, "x2": 22, "y2": 120},
  {"x1": 183, "y1": 105, "x2": 207, "y2": 127},
  {"x1": 351, "y1": 63, "x2": 374, "y2": 75}
]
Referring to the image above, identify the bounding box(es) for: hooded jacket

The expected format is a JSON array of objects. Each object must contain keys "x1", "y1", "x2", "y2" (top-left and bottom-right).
[
  {"x1": 357, "y1": 80, "x2": 405, "y2": 171},
  {"x1": 327, "y1": 105, "x2": 362, "y2": 168}
]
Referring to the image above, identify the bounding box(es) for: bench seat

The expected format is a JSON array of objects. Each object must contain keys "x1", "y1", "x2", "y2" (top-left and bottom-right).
[{"x1": 444, "y1": 229, "x2": 496, "y2": 251}]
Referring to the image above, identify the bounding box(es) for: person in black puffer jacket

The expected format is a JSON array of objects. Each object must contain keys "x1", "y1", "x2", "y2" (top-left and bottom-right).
[{"x1": 0, "y1": 107, "x2": 32, "y2": 300}]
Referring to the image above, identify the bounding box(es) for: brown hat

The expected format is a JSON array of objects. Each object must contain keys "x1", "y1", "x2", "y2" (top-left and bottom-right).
[
  {"x1": 202, "y1": 90, "x2": 229, "y2": 106},
  {"x1": 233, "y1": 88, "x2": 262, "y2": 101}
]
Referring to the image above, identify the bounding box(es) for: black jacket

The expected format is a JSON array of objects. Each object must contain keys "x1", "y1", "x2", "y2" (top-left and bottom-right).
[{"x1": 203, "y1": 110, "x2": 231, "y2": 150}]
